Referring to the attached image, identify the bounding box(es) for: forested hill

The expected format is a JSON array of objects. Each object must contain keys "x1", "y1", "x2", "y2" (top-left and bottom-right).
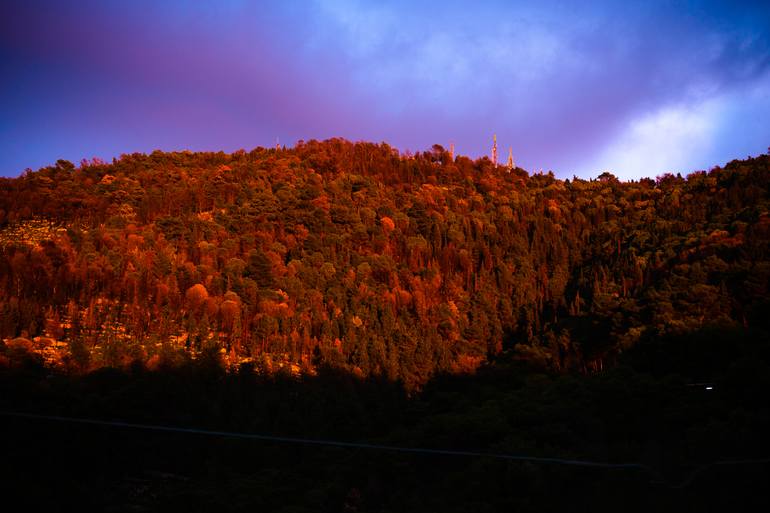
[{"x1": 1, "y1": 139, "x2": 769, "y2": 388}]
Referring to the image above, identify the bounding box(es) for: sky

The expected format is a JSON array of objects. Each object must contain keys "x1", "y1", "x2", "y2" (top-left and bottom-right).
[{"x1": 1, "y1": 0, "x2": 769, "y2": 180}]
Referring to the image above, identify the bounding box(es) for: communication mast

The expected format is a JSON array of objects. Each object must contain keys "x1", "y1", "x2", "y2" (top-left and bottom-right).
[
  {"x1": 491, "y1": 134, "x2": 498, "y2": 167},
  {"x1": 449, "y1": 142, "x2": 455, "y2": 161},
  {"x1": 506, "y1": 147, "x2": 514, "y2": 171}
]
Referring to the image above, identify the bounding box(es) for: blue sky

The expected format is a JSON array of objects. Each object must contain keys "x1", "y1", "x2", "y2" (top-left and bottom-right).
[{"x1": 1, "y1": 0, "x2": 769, "y2": 179}]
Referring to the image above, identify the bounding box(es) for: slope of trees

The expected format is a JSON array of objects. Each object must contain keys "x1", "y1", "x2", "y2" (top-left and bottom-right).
[{"x1": 0, "y1": 140, "x2": 768, "y2": 388}]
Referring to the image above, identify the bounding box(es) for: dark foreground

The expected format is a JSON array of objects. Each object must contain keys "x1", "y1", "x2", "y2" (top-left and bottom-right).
[{"x1": 2, "y1": 327, "x2": 770, "y2": 512}]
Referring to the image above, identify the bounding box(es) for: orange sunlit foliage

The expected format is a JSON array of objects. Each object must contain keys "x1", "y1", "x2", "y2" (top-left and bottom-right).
[{"x1": 0, "y1": 140, "x2": 768, "y2": 388}]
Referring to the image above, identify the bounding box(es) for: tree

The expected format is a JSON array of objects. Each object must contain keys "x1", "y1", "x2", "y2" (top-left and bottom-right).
[{"x1": 186, "y1": 284, "x2": 209, "y2": 311}]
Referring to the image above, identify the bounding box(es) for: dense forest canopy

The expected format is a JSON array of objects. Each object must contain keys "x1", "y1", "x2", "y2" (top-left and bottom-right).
[{"x1": 0, "y1": 139, "x2": 768, "y2": 389}]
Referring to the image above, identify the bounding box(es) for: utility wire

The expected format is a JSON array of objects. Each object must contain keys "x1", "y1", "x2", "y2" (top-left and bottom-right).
[
  {"x1": 3, "y1": 410, "x2": 768, "y2": 488},
  {"x1": 1, "y1": 410, "x2": 647, "y2": 469}
]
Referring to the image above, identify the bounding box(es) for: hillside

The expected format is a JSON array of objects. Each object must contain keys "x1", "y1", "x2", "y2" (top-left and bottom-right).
[{"x1": 1, "y1": 139, "x2": 769, "y2": 388}]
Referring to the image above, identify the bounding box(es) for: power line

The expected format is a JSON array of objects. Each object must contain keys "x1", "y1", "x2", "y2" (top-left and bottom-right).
[
  {"x1": 3, "y1": 410, "x2": 768, "y2": 488},
  {"x1": 0, "y1": 410, "x2": 653, "y2": 470}
]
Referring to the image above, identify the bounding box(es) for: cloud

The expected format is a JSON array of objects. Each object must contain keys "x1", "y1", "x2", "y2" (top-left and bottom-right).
[
  {"x1": 578, "y1": 99, "x2": 723, "y2": 180},
  {"x1": 303, "y1": 0, "x2": 770, "y2": 175},
  {"x1": 309, "y1": 0, "x2": 572, "y2": 113},
  {"x1": 578, "y1": 68, "x2": 770, "y2": 180},
  {"x1": 2, "y1": 0, "x2": 770, "y2": 177}
]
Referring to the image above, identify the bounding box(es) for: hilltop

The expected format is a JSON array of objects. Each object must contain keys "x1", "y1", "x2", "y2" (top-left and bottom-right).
[{"x1": 0, "y1": 139, "x2": 769, "y2": 388}]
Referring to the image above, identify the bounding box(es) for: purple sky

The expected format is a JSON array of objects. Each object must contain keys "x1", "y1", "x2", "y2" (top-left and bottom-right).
[{"x1": 2, "y1": 0, "x2": 769, "y2": 179}]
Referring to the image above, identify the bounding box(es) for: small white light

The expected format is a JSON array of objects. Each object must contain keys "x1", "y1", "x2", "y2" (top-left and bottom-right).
[{"x1": 705, "y1": 386, "x2": 713, "y2": 390}]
